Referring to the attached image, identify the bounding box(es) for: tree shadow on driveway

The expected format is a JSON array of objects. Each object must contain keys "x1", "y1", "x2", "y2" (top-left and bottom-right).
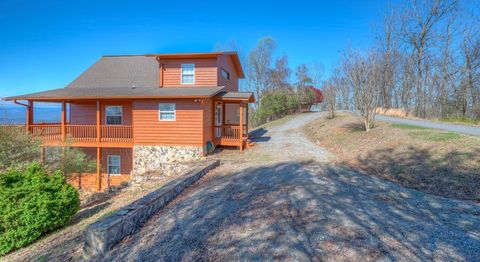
[
  {"x1": 104, "y1": 161, "x2": 480, "y2": 261},
  {"x1": 249, "y1": 127, "x2": 271, "y2": 143}
]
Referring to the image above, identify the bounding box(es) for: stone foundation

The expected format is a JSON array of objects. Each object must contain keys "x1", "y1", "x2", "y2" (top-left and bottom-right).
[{"x1": 133, "y1": 145, "x2": 203, "y2": 176}]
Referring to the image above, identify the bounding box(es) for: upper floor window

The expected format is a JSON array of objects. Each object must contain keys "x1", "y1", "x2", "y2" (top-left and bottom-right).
[
  {"x1": 159, "y1": 103, "x2": 176, "y2": 121},
  {"x1": 181, "y1": 64, "x2": 195, "y2": 84},
  {"x1": 105, "y1": 106, "x2": 122, "y2": 125},
  {"x1": 221, "y1": 68, "x2": 230, "y2": 80}
]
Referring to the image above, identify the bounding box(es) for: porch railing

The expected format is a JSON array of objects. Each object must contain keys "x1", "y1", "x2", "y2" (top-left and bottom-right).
[
  {"x1": 66, "y1": 125, "x2": 97, "y2": 142},
  {"x1": 0, "y1": 125, "x2": 26, "y2": 138},
  {"x1": 221, "y1": 125, "x2": 241, "y2": 140},
  {"x1": 101, "y1": 125, "x2": 133, "y2": 142},
  {"x1": 31, "y1": 124, "x2": 62, "y2": 141},
  {"x1": 0, "y1": 124, "x2": 133, "y2": 144}
]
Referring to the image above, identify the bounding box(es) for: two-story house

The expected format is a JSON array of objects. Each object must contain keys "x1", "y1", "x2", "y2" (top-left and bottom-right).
[{"x1": 4, "y1": 51, "x2": 254, "y2": 191}]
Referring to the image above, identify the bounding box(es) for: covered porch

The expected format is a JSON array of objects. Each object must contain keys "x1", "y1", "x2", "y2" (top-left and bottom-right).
[
  {"x1": 3, "y1": 99, "x2": 134, "y2": 192},
  {"x1": 8, "y1": 99, "x2": 134, "y2": 148},
  {"x1": 213, "y1": 92, "x2": 254, "y2": 151}
]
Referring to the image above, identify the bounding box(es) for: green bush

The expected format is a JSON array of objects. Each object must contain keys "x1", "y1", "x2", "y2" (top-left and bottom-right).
[
  {"x1": 0, "y1": 127, "x2": 40, "y2": 172},
  {"x1": 0, "y1": 164, "x2": 79, "y2": 256},
  {"x1": 253, "y1": 90, "x2": 301, "y2": 126}
]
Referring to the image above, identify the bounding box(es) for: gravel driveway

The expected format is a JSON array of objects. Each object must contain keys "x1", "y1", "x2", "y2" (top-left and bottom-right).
[
  {"x1": 104, "y1": 113, "x2": 480, "y2": 261},
  {"x1": 375, "y1": 115, "x2": 480, "y2": 136}
]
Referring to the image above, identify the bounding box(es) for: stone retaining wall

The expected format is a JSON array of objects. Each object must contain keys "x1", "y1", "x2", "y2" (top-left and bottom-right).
[
  {"x1": 83, "y1": 160, "x2": 220, "y2": 259},
  {"x1": 133, "y1": 145, "x2": 203, "y2": 176}
]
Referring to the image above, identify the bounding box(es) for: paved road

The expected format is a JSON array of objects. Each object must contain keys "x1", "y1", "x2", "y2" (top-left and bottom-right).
[
  {"x1": 103, "y1": 113, "x2": 480, "y2": 261},
  {"x1": 375, "y1": 114, "x2": 480, "y2": 136}
]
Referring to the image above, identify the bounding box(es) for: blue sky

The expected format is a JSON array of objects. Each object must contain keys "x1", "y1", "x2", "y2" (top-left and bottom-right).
[{"x1": 0, "y1": 0, "x2": 390, "y2": 99}]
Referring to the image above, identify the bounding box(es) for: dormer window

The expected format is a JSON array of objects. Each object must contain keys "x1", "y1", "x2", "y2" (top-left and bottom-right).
[{"x1": 181, "y1": 64, "x2": 195, "y2": 84}]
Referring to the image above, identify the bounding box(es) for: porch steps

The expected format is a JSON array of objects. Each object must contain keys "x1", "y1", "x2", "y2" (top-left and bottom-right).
[{"x1": 246, "y1": 139, "x2": 255, "y2": 149}]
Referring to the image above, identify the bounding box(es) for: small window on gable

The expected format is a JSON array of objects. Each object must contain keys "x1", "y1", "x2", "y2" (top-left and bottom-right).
[
  {"x1": 221, "y1": 68, "x2": 230, "y2": 80},
  {"x1": 108, "y1": 155, "x2": 121, "y2": 175},
  {"x1": 159, "y1": 103, "x2": 176, "y2": 121},
  {"x1": 181, "y1": 64, "x2": 195, "y2": 84},
  {"x1": 105, "y1": 106, "x2": 122, "y2": 125}
]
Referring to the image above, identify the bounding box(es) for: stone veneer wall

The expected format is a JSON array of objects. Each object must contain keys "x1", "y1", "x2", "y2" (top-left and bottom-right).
[{"x1": 133, "y1": 145, "x2": 203, "y2": 176}]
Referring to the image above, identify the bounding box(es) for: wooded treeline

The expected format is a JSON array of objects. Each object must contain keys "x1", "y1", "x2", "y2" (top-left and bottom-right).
[
  {"x1": 216, "y1": 38, "x2": 324, "y2": 126},
  {"x1": 324, "y1": 0, "x2": 480, "y2": 125}
]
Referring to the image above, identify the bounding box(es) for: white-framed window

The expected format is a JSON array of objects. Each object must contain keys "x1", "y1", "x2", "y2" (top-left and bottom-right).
[
  {"x1": 105, "y1": 106, "x2": 122, "y2": 125},
  {"x1": 221, "y1": 68, "x2": 230, "y2": 80},
  {"x1": 181, "y1": 64, "x2": 195, "y2": 84},
  {"x1": 107, "y1": 155, "x2": 121, "y2": 175},
  {"x1": 159, "y1": 103, "x2": 176, "y2": 121}
]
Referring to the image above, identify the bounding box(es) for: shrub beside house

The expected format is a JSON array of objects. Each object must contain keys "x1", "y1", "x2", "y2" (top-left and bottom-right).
[{"x1": 0, "y1": 164, "x2": 79, "y2": 256}]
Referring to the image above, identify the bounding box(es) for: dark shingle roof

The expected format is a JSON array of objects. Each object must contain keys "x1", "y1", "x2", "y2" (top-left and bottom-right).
[
  {"x1": 215, "y1": 91, "x2": 255, "y2": 102},
  {"x1": 5, "y1": 87, "x2": 224, "y2": 100},
  {"x1": 67, "y1": 56, "x2": 159, "y2": 89},
  {"x1": 3, "y1": 54, "x2": 251, "y2": 102}
]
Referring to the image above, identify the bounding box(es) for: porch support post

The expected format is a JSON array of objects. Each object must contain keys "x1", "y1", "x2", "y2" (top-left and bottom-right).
[
  {"x1": 96, "y1": 100, "x2": 101, "y2": 143},
  {"x1": 96, "y1": 100, "x2": 102, "y2": 191},
  {"x1": 239, "y1": 102, "x2": 244, "y2": 151},
  {"x1": 61, "y1": 101, "x2": 66, "y2": 142},
  {"x1": 96, "y1": 147, "x2": 102, "y2": 191},
  {"x1": 26, "y1": 100, "x2": 33, "y2": 133},
  {"x1": 245, "y1": 105, "x2": 249, "y2": 138}
]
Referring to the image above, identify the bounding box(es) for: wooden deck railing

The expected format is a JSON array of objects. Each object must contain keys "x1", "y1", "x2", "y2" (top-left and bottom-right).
[
  {"x1": 66, "y1": 125, "x2": 97, "y2": 142},
  {"x1": 31, "y1": 124, "x2": 62, "y2": 141},
  {"x1": 0, "y1": 124, "x2": 133, "y2": 144},
  {"x1": 0, "y1": 125, "x2": 26, "y2": 138},
  {"x1": 221, "y1": 125, "x2": 241, "y2": 140},
  {"x1": 101, "y1": 125, "x2": 133, "y2": 142}
]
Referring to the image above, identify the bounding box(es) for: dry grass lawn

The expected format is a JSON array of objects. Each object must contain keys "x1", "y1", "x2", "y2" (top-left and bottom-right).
[{"x1": 303, "y1": 113, "x2": 480, "y2": 201}]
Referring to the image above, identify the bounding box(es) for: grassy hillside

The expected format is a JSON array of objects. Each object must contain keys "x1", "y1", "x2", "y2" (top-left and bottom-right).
[{"x1": 303, "y1": 113, "x2": 480, "y2": 201}]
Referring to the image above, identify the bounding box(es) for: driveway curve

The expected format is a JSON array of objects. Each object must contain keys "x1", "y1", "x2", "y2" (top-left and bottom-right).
[
  {"x1": 103, "y1": 113, "x2": 480, "y2": 261},
  {"x1": 375, "y1": 115, "x2": 480, "y2": 136}
]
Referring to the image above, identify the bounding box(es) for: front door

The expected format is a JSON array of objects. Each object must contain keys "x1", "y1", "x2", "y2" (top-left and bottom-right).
[{"x1": 215, "y1": 103, "x2": 222, "y2": 138}]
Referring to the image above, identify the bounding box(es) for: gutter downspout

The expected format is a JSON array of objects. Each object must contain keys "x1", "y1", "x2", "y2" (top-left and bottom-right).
[{"x1": 13, "y1": 99, "x2": 31, "y2": 129}]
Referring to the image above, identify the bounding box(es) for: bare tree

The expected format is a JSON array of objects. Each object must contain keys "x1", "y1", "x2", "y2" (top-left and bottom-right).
[
  {"x1": 322, "y1": 80, "x2": 336, "y2": 119},
  {"x1": 310, "y1": 62, "x2": 325, "y2": 88},
  {"x1": 295, "y1": 64, "x2": 313, "y2": 89},
  {"x1": 269, "y1": 54, "x2": 291, "y2": 90},
  {"x1": 248, "y1": 37, "x2": 276, "y2": 107},
  {"x1": 399, "y1": 0, "x2": 459, "y2": 117},
  {"x1": 342, "y1": 50, "x2": 383, "y2": 131},
  {"x1": 377, "y1": 7, "x2": 399, "y2": 109},
  {"x1": 459, "y1": 14, "x2": 480, "y2": 119}
]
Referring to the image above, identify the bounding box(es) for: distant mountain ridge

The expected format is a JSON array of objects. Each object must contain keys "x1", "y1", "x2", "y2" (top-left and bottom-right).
[{"x1": 0, "y1": 106, "x2": 61, "y2": 124}]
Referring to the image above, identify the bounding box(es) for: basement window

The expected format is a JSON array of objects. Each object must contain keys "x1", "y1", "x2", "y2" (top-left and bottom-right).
[
  {"x1": 107, "y1": 155, "x2": 121, "y2": 175},
  {"x1": 181, "y1": 64, "x2": 195, "y2": 84},
  {"x1": 159, "y1": 103, "x2": 176, "y2": 121}
]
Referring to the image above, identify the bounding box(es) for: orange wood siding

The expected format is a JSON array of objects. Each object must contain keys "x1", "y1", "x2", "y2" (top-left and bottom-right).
[
  {"x1": 68, "y1": 147, "x2": 132, "y2": 190},
  {"x1": 70, "y1": 101, "x2": 133, "y2": 125},
  {"x1": 217, "y1": 54, "x2": 239, "y2": 92},
  {"x1": 70, "y1": 101, "x2": 96, "y2": 125},
  {"x1": 202, "y1": 98, "x2": 213, "y2": 144},
  {"x1": 133, "y1": 99, "x2": 205, "y2": 146},
  {"x1": 160, "y1": 58, "x2": 217, "y2": 87}
]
